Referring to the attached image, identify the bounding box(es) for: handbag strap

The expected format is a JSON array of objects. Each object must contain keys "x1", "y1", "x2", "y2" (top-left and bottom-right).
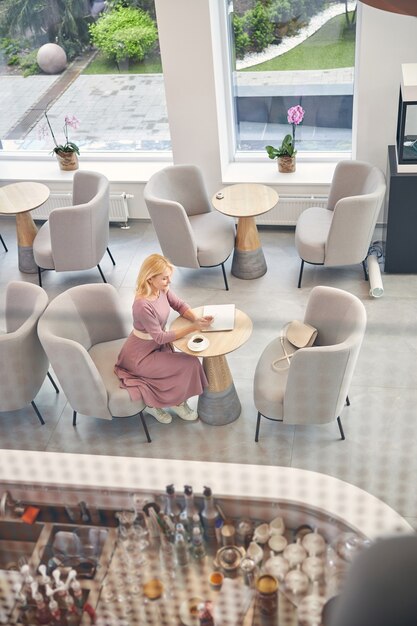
[{"x1": 271, "y1": 326, "x2": 297, "y2": 371}]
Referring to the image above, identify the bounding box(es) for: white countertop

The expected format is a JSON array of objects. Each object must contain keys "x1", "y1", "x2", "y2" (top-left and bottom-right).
[{"x1": 0, "y1": 450, "x2": 411, "y2": 539}]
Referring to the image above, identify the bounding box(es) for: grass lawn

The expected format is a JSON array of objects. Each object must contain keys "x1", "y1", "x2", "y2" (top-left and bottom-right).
[
  {"x1": 241, "y1": 12, "x2": 356, "y2": 72},
  {"x1": 83, "y1": 51, "x2": 162, "y2": 74}
]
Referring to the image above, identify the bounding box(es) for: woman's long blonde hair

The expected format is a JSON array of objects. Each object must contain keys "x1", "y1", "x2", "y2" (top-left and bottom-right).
[{"x1": 135, "y1": 253, "x2": 174, "y2": 298}]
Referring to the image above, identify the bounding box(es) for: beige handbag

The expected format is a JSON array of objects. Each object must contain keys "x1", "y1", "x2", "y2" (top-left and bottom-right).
[{"x1": 272, "y1": 320, "x2": 318, "y2": 371}]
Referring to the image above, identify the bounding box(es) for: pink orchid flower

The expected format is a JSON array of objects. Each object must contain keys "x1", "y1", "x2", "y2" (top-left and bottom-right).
[{"x1": 287, "y1": 105, "x2": 305, "y2": 126}]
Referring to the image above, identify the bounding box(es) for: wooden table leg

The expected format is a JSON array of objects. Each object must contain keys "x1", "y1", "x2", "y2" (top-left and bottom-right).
[
  {"x1": 15, "y1": 212, "x2": 38, "y2": 273},
  {"x1": 197, "y1": 355, "x2": 241, "y2": 425},
  {"x1": 232, "y1": 216, "x2": 267, "y2": 279}
]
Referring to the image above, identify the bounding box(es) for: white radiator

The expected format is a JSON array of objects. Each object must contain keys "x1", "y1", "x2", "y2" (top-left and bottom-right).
[
  {"x1": 31, "y1": 192, "x2": 132, "y2": 225},
  {"x1": 256, "y1": 195, "x2": 328, "y2": 226}
]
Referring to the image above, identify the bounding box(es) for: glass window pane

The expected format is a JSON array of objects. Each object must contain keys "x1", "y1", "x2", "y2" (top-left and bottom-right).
[
  {"x1": 229, "y1": 0, "x2": 357, "y2": 154},
  {"x1": 0, "y1": 0, "x2": 171, "y2": 154}
]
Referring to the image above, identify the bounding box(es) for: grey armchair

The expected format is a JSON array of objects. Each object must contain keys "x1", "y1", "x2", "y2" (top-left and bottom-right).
[
  {"x1": 38, "y1": 283, "x2": 150, "y2": 442},
  {"x1": 0, "y1": 281, "x2": 58, "y2": 425},
  {"x1": 295, "y1": 160, "x2": 386, "y2": 287},
  {"x1": 33, "y1": 170, "x2": 115, "y2": 287},
  {"x1": 144, "y1": 165, "x2": 235, "y2": 290},
  {"x1": 254, "y1": 286, "x2": 366, "y2": 441}
]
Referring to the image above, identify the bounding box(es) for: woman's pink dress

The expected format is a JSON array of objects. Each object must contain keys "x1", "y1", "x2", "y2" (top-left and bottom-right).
[{"x1": 114, "y1": 290, "x2": 207, "y2": 408}]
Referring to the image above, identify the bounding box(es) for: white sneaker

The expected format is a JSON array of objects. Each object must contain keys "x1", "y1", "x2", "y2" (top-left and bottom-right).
[
  {"x1": 171, "y1": 402, "x2": 198, "y2": 421},
  {"x1": 146, "y1": 406, "x2": 172, "y2": 424}
]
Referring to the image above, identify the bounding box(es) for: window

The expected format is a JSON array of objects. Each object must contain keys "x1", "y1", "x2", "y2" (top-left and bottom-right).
[
  {"x1": 0, "y1": 0, "x2": 171, "y2": 154},
  {"x1": 228, "y1": 0, "x2": 357, "y2": 155}
]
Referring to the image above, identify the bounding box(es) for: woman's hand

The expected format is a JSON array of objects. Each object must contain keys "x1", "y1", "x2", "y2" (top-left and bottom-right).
[{"x1": 194, "y1": 315, "x2": 214, "y2": 331}]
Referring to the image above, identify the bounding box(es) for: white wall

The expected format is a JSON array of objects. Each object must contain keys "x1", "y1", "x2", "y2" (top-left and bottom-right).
[
  {"x1": 155, "y1": 0, "x2": 224, "y2": 194},
  {"x1": 354, "y1": 3, "x2": 417, "y2": 172}
]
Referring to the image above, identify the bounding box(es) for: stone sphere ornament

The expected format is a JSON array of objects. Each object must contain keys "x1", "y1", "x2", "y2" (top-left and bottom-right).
[{"x1": 37, "y1": 44, "x2": 67, "y2": 74}]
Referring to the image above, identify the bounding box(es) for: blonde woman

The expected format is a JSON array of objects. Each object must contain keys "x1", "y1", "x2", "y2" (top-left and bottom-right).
[{"x1": 115, "y1": 254, "x2": 213, "y2": 424}]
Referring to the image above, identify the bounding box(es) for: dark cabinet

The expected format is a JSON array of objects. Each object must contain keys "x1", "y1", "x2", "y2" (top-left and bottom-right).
[{"x1": 383, "y1": 145, "x2": 417, "y2": 272}]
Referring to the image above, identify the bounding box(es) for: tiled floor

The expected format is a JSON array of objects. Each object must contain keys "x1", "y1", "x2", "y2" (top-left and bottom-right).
[{"x1": 0, "y1": 216, "x2": 416, "y2": 529}]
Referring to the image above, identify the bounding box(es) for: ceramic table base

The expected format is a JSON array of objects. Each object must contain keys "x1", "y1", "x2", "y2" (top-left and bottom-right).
[
  {"x1": 16, "y1": 211, "x2": 39, "y2": 273},
  {"x1": 198, "y1": 383, "x2": 241, "y2": 425},
  {"x1": 198, "y1": 355, "x2": 241, "y2": 424},
  {"x1": 232, "y1": 247, "x2": 267, "y2": 280},
  {"x1": 18, "y1": 245, "x2": 38, "y2": 273}
]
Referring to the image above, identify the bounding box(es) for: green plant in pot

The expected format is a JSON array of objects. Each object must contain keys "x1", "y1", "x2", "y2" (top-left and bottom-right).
[{"x1": 266, "y1": 105, "x2": 305, "y2": 173}]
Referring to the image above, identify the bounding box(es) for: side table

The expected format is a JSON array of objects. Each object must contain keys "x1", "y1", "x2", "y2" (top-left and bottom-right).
[
  {"x1": 212, "y1": 183, "x2": 278, "y2": 279},
  {"x1": 0, "y1": 182, "x2": 50, "y2": 273},
  {"x1": 171, "y1": 307, "x2": 252, "y2": 425}
]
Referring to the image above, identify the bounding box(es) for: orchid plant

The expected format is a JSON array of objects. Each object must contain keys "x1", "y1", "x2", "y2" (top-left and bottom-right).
[
  {"x1": 40, "y1": 112, "x2": 80, "y2": 155},
  {"x1": 266, "y1": 104, "x2": 305, "y2": 159}
]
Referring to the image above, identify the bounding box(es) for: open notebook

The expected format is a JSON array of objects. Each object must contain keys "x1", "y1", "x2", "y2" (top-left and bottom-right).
[{"x1": 202, "y1": 304, "x2": 235, "y2": 332}]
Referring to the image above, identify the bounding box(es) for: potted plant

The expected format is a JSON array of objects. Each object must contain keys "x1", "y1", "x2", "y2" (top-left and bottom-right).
[
  {"x1": 265, "y1": 105, "x2": 305, "y2": 173},
  {"x1": 41, "y1": 111, "x2": 80, "y2": 170}
]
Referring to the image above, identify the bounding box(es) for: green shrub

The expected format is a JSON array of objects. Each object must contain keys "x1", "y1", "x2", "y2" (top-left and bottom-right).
[
  {"x1": 19, "y1": 50, "x2": 39, "y2": 76},
  {"x1": 232, "y1": 14, "x2": 250, "y2": 59},
  {"x1": 89, "y1": 7, "x2": 157, "y2": 63},
  {"x1": 244, "y1": 2, "x2": 274, "y2": 53}
]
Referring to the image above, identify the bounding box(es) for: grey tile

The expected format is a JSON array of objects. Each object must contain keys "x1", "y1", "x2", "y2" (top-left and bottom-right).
[{"x1": 1, "y1": 217, "x2": 416, "y2": 523}]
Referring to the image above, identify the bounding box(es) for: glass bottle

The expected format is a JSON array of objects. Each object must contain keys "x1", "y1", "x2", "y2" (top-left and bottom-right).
[
  {"x1": 34, "y1": 592, "x2": 52, "y2": 625},
  {"x1": 201, "y1": 486, "x2": 219, "y2": 543},
  {"x1": 179, "y1": 485, "x2": 198, "y2": 531},
  {"x1": 164, "y1": 484, "x2": 181, "y2": 523},
  {"x1": 174, "y1": 532, "x2": 189, "y2": 567},
  {"x1": 192, "y1": 527, "x2": 206, "y2": 560}
]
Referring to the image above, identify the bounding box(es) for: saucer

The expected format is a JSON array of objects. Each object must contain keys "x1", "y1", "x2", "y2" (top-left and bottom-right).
[{"x1": 187, "y1": 335, "x2": 209, "y2": 352}]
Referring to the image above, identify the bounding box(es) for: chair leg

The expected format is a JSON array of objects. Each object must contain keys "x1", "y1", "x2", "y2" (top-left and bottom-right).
[
  {"x1": 362, "y1": 260, "x2": 368, "y2": 281},
  {"x1": 0, "y1": 234, "x2": 7, "y2": 252},
  {"x1": 221, "y1": 263, "x2": 229, "y2": 291},
  {"x1": 107, "y1": 247, "x2": 116, "y2": 266},
  {"x1": 346, "y1": 395, "x2": 350, "y2": 407},
  {"x1": 31, "y1": 401, "x2": 45, "y2": 425},
  {"x1": 297, "y1": 260, "x2": 304, "y2": 288},
  {"x1": 255, "y1": 411, "x2": 262, "y2": 442},
  {"x1": 337, "y1": 416, "x2": 345, "y2": 440},
  {"x1": 138, "y1": 411, "x2": 152, "y2": 443},
  {"x1": 73, "y1": 411, "x2": 77, "y2": 426},
  {"x1": 38, "y1": 266, "x2": 42, "y2": 287},
  {"x1": 97, "y1": 264, "x2": 107, "y2": 283},
  {"x1": 47, "y1": 372, "x2": 59, "y2": 394}
]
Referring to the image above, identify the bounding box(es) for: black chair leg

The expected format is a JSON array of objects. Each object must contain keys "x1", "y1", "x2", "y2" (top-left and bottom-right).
[
  {"x1": 0, "y1": 234, "x2": 7, "y2": 252},
  {"x1": 47, "y1": 372, "x2": 59, "y2": 394},
  {"x1": 297, "y1": 260, "x2": 304, "y2": 288},
  {"x1": 31, "y1": 400, "x2": 45, "y2": 425},
  {"x1": 255, "y1": 411, "x2": 262, "y2": 442},
  {"x1": 362, "y1": 260, "x2": 368, "y2": 281},
  {"x1": 38, "y1": 266, "x2": 42, "y2": 287},
  {"x1": 73, "y1": 411, "x2": 77, "y2": 426},
  {"x1": 337, "y1": 416, "x2": 345, "y2": 440},
  {"x1": 221, "y1": 263, "x2": 229, "y2": 291},
  {"x1": 138, "y1": 411, "x2": 151, "y2": 443},
  {"x1": 97, "y1": 264, "x2": 107, "y2": 283},
  {"x1": 346, "y1": 395, "x2": 350, "y2": 407},
  {"x1": 107, "y1": 247, "x2": 116, "y2": 266}
]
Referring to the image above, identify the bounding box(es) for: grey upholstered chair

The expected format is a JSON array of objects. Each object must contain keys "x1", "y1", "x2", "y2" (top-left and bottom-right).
[
  {"x1": 0, "y1": 234, "x2": 7, "y2": 252},
  {"x1": 144, "y1": 164, "x2": 235, "y2": 290},
  {"x1": 33, "y1": 170, "x2": 115, "y2": 287},
  {"x1": 254, "y1": 286, "x2": 366, "y2": 441},
  {"x1": 0, "y1": 281, "x2": 59, "y2": 425},
  {"x1": 295, "y1": 160, "x2": 386, "y2": 287},
  {"x1": 38, "y1": 283, "x2": 151, "y2": 442}
]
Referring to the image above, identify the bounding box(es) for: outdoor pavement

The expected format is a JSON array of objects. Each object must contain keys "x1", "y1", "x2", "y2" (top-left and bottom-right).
[{"x1": 0, "y1": 66, "x2": 353, "y2": 153}]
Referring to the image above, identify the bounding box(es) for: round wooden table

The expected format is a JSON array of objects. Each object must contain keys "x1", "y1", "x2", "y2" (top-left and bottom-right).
[
  {"x1": 171, "y1": 307, "x2": 252, "y2": 425},
  {"x1": 0, "y1": 182, "x2": 50, "y2": 273},
  {"x1": 212, "y1": 183, "x2": 278, "y2": 279}
]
